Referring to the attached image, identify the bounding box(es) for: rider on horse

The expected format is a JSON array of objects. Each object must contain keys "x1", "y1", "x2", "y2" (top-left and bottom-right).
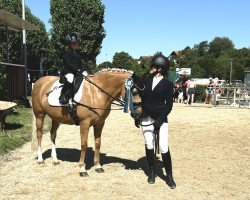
[{"x1": 59, "y1": 32, "x2": 88, "y2": 105}]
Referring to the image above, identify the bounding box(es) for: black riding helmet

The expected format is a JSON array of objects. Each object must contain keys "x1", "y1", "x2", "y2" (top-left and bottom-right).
[
  {"x1": 150, "y1": 54, "x2": 170, "y2": 75},
  {"x1": 65, "y1": 32, "x2": 81, "y2": 44}
]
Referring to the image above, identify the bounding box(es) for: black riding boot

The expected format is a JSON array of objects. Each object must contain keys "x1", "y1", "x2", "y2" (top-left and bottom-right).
[
  {"x1": 162, "y1": 150, "x2": 176, "y2": 189},
  {"x1": 145, "y1": 146, "x2": 155, "y2": 184},
  {"x1": 59, "y1": 84, "x2": 71, "y2": 104}
]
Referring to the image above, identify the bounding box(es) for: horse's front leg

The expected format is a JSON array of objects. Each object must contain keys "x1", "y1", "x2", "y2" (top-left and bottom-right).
[
  {"x1": 50, "y1": 120, "x2": 60, "y2": 165},
  {"x1": 93, "y1": 121, "x2": 105, "y2": 173},
  {"x1": 79, "y1": 123, "x2": 90, "y2": 177}
]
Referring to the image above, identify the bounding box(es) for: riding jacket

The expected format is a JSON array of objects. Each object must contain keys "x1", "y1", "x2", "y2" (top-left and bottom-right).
[
  {"x1": 132, "y1": 73, "x2": 174, "y2": 123},
  {"x1": 62, "y1": 48, "x2": 85, "y2": 75}
]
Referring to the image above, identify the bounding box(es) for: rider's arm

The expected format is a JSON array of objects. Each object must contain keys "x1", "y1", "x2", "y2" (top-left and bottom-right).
[{"x1": 64, "y1": 49, "x2": 81, "y2": 74}]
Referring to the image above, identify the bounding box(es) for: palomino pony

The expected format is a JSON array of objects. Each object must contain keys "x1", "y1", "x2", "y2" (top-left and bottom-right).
[{"x1": 31, "y1": 68, "x2": 132, "y2": 176}]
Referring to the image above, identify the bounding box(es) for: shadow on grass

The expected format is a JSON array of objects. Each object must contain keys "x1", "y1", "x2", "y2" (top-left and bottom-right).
[
  {"x1": 38, "y1": 147, "x2": 166, "y2": 181},
  {"x1": 3, "y1": 111, "x2": 23, "y2": 130},
  {"x1": 3, "y1": 123, "x2": 23, "y2": 130}
]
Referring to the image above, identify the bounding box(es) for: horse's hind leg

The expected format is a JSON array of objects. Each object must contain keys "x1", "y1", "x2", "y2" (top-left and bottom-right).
[
  {"x1": 93, "y1": 121, "x2": 105, "y2": 173},
  {"x1": 35, "y1": 114, "x2": 45, "y2": 164},
  {"x1": 50, "y1": 119, "x2": 60, "y2": 165}
]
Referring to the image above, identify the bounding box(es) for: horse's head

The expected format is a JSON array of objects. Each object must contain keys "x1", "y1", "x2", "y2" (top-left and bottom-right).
[{"x1": 92, "y1": 68, "x2": 142, "y2": 118}]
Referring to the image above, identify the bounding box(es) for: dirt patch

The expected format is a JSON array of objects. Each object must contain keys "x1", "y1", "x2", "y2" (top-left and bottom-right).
[{"x1": 0, "y1": 103, "x2": 249, "y2": 200}]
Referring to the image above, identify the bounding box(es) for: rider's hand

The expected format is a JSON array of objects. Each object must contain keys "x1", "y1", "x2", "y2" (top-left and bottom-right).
[
  {"x1": 153, "y1": 119, "x2": 162, "y2": 131},
  {"x1": 59, "y1": 75, "x2": 67, "y2": 84},
  {"x1": 76, "y1": 69, "x2": 83, "y2": 76},
  {"x1": 134, "y1": 118, "x2": 140, "y2": 128}
]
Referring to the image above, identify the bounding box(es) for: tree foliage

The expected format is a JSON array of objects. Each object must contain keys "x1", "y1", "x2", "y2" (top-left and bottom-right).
[
  {"x1": 209, "y1": 37, "x2": 234, "y2": 58},
  {"x1": 50, "y1": 0, "x2": 106, "y2": 72},
  {"x1": 98, "y1": 61, "x2": 112, "y2": 70},
  {"x1": 112, "y1": 51, "x2": 136, "y2": 70},
  {"x1": 0, "y1": 0, "x2": 50, "y2": 95},
  {"x1": 176, "y1": 37, "x2": 249, "y2": 82}
]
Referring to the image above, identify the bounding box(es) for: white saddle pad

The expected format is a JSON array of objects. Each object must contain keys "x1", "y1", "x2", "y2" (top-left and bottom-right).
[{"x1": 48, "y1": 79, "x2": 85, "y2": 106}]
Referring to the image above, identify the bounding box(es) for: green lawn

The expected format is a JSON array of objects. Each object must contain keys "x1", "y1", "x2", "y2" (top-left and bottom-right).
[{"x1": 0, "y1": 107, "x2": 51, "y2": 155}]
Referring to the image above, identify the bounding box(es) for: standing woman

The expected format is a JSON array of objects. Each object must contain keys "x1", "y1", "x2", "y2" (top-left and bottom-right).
[{"x1": 132, "y1": 53, "x2": 176, "y2": 189}]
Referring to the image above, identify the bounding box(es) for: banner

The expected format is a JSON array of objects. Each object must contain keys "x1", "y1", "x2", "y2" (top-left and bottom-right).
[{"x1": 176, "y1": 68, "x2": 191, "y2": 76}]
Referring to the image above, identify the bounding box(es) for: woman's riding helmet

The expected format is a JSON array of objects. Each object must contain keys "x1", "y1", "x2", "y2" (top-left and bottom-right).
[
  {"x1": 65, "y1": 32, "x2": 81, "y2": 44},
  {"x1": 150, "y1": 54, "x2": 170, "y2": 74}
]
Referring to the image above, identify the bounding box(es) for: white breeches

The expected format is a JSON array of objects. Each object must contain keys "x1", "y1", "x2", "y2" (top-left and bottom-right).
[
  {"x1": 141, "y1": 116, "x2": 169, "y2": 153},
  {"x1": 65, "y1": 71, "x2": 88, "y2": 83},
  {"x1": 65, "y1": 73, "x2": 74, "y2": 83}
]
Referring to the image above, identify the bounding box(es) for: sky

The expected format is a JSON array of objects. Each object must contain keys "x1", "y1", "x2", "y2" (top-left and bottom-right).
[{"x1": 25, "y1": 0, "x2": 250, "y2": 64}]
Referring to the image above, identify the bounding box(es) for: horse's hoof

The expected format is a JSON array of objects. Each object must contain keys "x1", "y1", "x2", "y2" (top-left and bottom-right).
[
  {"x1": 79, "y1": 172, "x2": 89, "y2": 177},
  {"x1": 37, "y1": 160, "x2": 45, "y2": 164},
  {"x1": 53, "y1": 161, "x2": 60, "y2": 165},
  {"x1": 95, "y1": 168, "x2": 105, "y2": 173}
]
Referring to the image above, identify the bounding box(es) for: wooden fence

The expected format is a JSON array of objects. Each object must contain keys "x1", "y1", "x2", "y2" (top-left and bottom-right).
[{"x1": 0, "y1": 62, "x2": 25, "y2": 100}]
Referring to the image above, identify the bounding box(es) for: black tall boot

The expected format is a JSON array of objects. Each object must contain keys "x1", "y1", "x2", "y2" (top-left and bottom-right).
[
  {"x1": 59, "y1": 84, "x2": 71, "y2": 104},
  {"x1": 145, "y1": 146, "x2": 155, "y2": 184},
  {"x1": 162, "y1": 150, "x2": 176, "y2": 189}
]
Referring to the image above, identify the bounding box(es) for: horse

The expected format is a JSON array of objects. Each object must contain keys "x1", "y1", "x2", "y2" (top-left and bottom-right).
[{"x1": 31, "y1": 68, "x2": 132, "y2": 176}]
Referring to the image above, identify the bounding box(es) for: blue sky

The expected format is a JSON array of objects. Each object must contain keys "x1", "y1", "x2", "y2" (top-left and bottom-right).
[{"x1": 25, "y1": 0, "x2": 250, "y2": 64}]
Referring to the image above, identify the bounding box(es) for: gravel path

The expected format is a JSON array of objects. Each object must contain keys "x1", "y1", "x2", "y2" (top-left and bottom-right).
[{"x1": 0, "y1": 103, "x2": 249, "y2": 200}]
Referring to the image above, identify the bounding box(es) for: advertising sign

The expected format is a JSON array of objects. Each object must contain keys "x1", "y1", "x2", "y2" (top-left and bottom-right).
[{"x1": 176, "y1": 68, "x2": 191, "y2": 76}]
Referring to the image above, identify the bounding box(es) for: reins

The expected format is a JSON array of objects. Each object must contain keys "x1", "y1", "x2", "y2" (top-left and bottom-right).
[
  {"x1": 71, "y1": 73, "x2": 132, "y2": 116},
  {"x1": 82, "y1": 74, "x2": 125, "y2": 107}
]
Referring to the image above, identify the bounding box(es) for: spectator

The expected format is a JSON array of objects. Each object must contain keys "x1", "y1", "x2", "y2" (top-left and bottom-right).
[{"x1": 186, "y1": 78, "x2": 196, "y2": 105}]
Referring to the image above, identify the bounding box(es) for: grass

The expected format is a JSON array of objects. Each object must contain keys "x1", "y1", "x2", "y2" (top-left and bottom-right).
[{"x1": 0, "y1": 106, "x2": 51, "y2": 155}]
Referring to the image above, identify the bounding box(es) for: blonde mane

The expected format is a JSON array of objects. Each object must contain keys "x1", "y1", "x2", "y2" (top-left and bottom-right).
[{"x1": 94, "y1": 68, "x2": 133, "y2": 76}]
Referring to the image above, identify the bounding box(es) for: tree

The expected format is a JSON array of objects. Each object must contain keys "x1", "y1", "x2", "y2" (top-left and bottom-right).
[
  {"x1": 214, "y1": 54, "x2": 231, "y2": 80},
  {"x1": 50, "y1": 0, "x2": 106, "y2": 72},
  {"x1": 209, "y1": 37, "x2": 234, "y2": 58},
  {"x1": 25, "y1": 8, "x2": 51, "y2": 78},
  {"x1": 194, "y1": 41, "x2": 209, "y2": 57},
  {"x1": 112, "y1": 51, "x2": 136, "y2": 70},
  {"x1": 0, "y1": 0, "x2": 50, "y2": 77},
  {"x1": 135, "y1": 56, "x2": 151, "y2": 76},
  {"x1": 97, "y1": 61, "x2": 112, "y2": 70}
]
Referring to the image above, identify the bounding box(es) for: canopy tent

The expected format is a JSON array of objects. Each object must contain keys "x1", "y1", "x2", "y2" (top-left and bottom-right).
[{"x1": 0, "y1": 9, "x2": 39, "y2": 31}]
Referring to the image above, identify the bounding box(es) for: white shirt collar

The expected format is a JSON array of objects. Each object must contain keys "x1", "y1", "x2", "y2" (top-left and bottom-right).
[{"x1": 152, "y1": 76, "x2": 163, "y2": 90}]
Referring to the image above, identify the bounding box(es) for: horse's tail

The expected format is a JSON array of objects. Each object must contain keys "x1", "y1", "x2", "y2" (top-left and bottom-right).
[{"x1": 31, "y1": 111, "x2": 37, "y2": 151}]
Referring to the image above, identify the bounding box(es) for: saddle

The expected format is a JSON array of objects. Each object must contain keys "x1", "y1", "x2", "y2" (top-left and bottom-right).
[{"x1": 47, "y1": 76, "x2": 85, "y2": 125}]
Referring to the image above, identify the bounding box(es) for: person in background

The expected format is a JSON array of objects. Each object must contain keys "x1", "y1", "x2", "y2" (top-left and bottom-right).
[
  {"x1": 205, "y1": 78, "x2": 215, "y2": 104},
  {"x1": 132, "y1": 53, "x2": 176, "y2": 189},
  {"x1": 59, "y1": 32, "x2": 88, "y2": 105},
  {"x1": 186, "y1": 77, "x2": 196, "y2": 105},
  {"x1": 182, "y1": 75, "x2": 188, "y2": 103},
  {"x1": 215, "y1": 85, "x2": 221, "y2": 106}
]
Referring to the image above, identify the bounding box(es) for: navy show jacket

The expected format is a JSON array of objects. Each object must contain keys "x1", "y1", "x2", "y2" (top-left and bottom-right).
[
  {"x1": 63, "y1": 48, "x2": 83, "y2": 74},
  {"x1": 132, "y1": 74, "x2": 174, "y2": 123}
]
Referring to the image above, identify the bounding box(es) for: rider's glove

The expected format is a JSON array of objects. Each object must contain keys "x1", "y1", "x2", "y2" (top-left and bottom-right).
[
  {"x1": 59, "y1": 75, "x2": 67, "y2": 84},
  {"x1": 134, "y1": 118, "x2": 140, "y2": 128},
  {"x1": 153, "y1": 119, "x2": 163, "y2": 131},
  {"x1": 76, "y1": 69, "x2": 83, "y2": 76}
]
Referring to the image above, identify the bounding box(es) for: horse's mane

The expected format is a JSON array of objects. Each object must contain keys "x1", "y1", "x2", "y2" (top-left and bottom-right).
[{"x1": 93, "y1": 68, "x2": 133, "y2": 76}]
